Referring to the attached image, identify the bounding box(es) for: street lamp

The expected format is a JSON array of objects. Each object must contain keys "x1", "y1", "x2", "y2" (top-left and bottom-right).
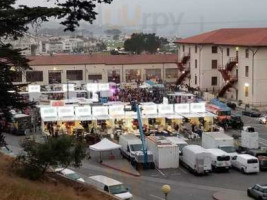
[
  {"x1": 161, "y1": 185, "x2": 171, "y2": 200},
  {"x1": 67, "y1": 79, "x2": 69, "y2": 100}
]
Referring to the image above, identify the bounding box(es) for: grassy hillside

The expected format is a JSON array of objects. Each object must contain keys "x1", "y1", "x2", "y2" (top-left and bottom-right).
[{"x1": 0, "y1": 154, "x2": 115, "y2": 200}]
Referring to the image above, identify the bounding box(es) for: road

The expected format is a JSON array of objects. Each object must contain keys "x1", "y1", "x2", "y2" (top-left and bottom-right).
[{"x1": 3, "y1": 113, "x2": 267, "y2": 200}]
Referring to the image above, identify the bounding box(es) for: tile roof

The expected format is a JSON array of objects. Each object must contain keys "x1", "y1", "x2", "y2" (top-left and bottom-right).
[
  {"x1": 28, "y1": 54, "x2": 178, "y2": 66},
  {"x1": 176, "y1": 28, "x2": 267, "y2": 47}
]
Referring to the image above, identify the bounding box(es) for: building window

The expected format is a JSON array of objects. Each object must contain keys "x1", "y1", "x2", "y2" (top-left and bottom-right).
[
  {"x1": 108, "y1": 70, "x2": 120, "y2": 83},
  {"x1": 227, "y1": 48, "x2": 230, "y2": 56},
  {"x1": 48, "y1": 71, "x2": 61, "y2": 84},
  {"x1": 195, "y1": 45, "x2": 197, "y2": 53},
  {"x1": 145, "y1": 69, "x2": 161, "y2": 81},
  {"x1": 211, "y1": 60, "x2": 218, "y2": 69},
  {"x1": 26, "y1": 71, "x2": 43, "y2": 82},
  {"x1": 66, "y1": 70, "x2": 83, "y2": 81},
  {"x1": 245, "y1": 86, "x2": 249, "y2": 97},
  {"x1": 88, "y1": 74, "x2": 102, "y2": 82},
  {"x1": 212, "y1": 46, "x2": 218, "y2": 54},
  {"x1": 125, "y1": 69, "x2": 141, "y2": 82},
  {"x1": 182, "y1": 45, "x2": 185, "y2": 52},
  {"x1": 195, "y1": 59, "x2": 198, "y2": 69},
  {"x1": 245, "y1": 66, "x2": 249, "y2": 77},
  {"x1": 245, "y1": 49, "x2": 249, "y2": 58},
  {"x1": 165, "y1": 68, "x2": 178, "y2": 79},
  {"x1": 195, "y1": 75, "x2": 197, "y2": 85},
  {"x1": 211, "y1": 77, "x2": 218, "y2": 86},
  {"x1": 11, "y1": 71, "x2": 22, "y2": 82}
]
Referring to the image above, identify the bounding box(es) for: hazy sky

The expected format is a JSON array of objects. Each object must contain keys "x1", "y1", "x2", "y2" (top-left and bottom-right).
[{"x1": 16, "y1": 0, "x2": 267, "y2": 37}]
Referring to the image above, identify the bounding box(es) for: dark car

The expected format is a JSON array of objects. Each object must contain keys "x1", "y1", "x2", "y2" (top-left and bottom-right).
[
  {"x1": 242, "y1": 109, "x2": 261, "y2": 117},
  {"x1": 246, "y1": 150, "x2": 267, "y2": 171},
  {"x1": 247, "y1": 184, "x2": 267, "y2": 200}
]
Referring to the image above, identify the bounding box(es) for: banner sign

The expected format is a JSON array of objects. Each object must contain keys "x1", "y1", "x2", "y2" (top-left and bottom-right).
[
  {"x1": 158, "y1": 104, "x2": 174, "y2": 114},
  {"x1": 141, "y1": 104, "x2": 157, "y2": 115},
  {"x1": 92, "y1": 106, "x2": 108, "y2": 116},
  {"x1": 75, "y1": 106, "x2": 91, "y2": 117},
  {"x1": 190, "y1": 102, "x2": 206, "y2": 113},
  {"x1": 62, "y1": 84, "x2": 75, "y2": 92},
  {"x1": 50, "y1": 100, "x2": 65, "y2": 107},
  {"x1": 86, "y1": 83, "x2": 98, "y2": 92},
  {"x1": 175, "y1": 103, "x2": 190, "y2": 113},
  {"x1": 109, "y1": 105, "x2": 125, "y2": 116},
  {"x1": 98, "y1": 83, "x2": 110, "y2": 91},
  {"x1": 28, "y1": 85, "x2": 40, "y2": 93}
]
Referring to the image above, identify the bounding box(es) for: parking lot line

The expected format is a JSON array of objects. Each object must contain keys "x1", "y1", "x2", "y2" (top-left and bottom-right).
[
  {"x1": 156, "y1": 168, "x2": 165, "y2": 176},
  {"x1": 179, "y1": 167, "x2": 188, "y2": 174},
  {"x1": 149, "y1": 194, "x2": 165, "y2": 200}
]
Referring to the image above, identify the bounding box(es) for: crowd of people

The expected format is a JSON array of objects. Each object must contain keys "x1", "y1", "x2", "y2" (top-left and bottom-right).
[{"x1": 109, "y1": 88, "x2": 165, "y2": 103}]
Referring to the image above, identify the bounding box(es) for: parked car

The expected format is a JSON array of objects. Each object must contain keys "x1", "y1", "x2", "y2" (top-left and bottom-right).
[
  {"x1": 242, "y1": 109, "x2": 261, "y2": 117},
  {"x1": 246, "y1": 150, "x2": 267, "y2": 171},
  {"x1": 231, "y1": 154, "x2": 259, "y2": 174},
  {"x1": 247, "y1": 184, "x2": 267, "y2": 200},
  {"x1": 259, "y1": 116, "x2": 267, "y2": 124},
  {"x1": 88, "y1": 175, "x2": 133, "y2": 200},
  {"x1": 55, "y1": 168, "x2": 85, "y2": 183}
]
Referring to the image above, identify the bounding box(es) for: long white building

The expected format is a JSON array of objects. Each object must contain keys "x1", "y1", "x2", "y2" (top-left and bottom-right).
[
  {"x1": 176, "y1": 28, "x2": 267, "y2": 107},
  {"x1": 12, "y1": 54, "x2": 179, "y2": 85}
]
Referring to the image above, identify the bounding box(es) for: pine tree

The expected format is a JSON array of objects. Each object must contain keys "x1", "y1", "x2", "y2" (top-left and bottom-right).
[{"x1": 0, "y1": 0, "x2": 114, "y2": 146}]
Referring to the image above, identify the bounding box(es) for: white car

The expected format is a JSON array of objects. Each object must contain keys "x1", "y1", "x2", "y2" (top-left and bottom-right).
[
  {"x1": 88, "y1": 175, "x2": 133, "y2": 200},
  {"x1": 259, "y1": 116, "x2": 267, "y2": 124},
  {"x1": 55, "y1": 168, "x2": 85, "y2": 183}
]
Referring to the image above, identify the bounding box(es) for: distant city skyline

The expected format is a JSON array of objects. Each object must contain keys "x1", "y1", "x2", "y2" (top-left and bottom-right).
[{"x1": 16, "y1": 0, "x2": 267, "y2": 37}]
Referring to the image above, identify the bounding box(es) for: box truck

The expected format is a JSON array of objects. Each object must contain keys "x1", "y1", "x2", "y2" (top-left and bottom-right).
[
  {"x1": 147, "y1": 136, "x2": 179, "y2": 169},
  {"x1": 180, "y1": 145, "x2": 212, "y2": 175},
  {"x1": 119, "y1": 134, "x2": 154, "y2": 168},
  {"x1": 202, "y1": 132, "x2": 237, "y2": 158}
]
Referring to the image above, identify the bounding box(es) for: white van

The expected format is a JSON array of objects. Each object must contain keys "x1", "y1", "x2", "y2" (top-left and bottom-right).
[
  {"x1": 180, "y1": 145, "x2": 212, "y2": 175},
  {"x1": 206, "y1": 149, "x2": 231, "y2": 171},
  {"x1": 88, "y1": 175, "x2": 133, "y2": 200},
  {"x1": 231, "y1": 154, "x2": 259, "y2": 174}
]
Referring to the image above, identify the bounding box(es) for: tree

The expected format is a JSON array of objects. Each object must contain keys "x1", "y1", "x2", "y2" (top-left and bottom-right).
[
  {"x1": 104, "y1": 29, "x2": 121, "y2": 36},
  {"x1": 124, "y1": 33, "x2": 168, "y2": 54},
  {"x1": 14, "y1": 135, "x2": 86, "y2": 180},
  {"x1": 0, "y1": 0, "x2": 113, "y2": 143}
]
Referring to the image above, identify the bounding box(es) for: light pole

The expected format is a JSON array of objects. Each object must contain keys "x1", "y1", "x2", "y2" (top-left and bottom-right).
[
  {"x1": 162, "y1": 185, "x2": 171, "y2": 200},
  {"x1": 67, "y1": 79, "x2": 69, "y2": 100}
]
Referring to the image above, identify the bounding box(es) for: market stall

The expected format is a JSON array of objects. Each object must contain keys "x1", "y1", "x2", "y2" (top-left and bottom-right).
[{"x1": 89, "y1": 138, "x2": 122, "y2": 162}]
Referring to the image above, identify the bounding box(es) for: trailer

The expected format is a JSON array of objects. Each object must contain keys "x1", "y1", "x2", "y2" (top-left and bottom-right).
[
  {"x1": 147, "y1": 136, "x2": 179, "y2": 169},
  {"x1": 241, "y1": 126, "x2": 259, "y2": 149}
]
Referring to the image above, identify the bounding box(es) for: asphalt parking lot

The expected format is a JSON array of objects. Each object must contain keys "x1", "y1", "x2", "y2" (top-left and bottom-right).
[{"x1": 3, "y1": 112, "x2": 267, "y2": 200}]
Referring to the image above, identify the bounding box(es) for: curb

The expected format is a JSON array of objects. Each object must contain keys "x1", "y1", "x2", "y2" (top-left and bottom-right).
[
  {"x1": 212, "y1": 193, "x2": 219, "y2": 200},
  {"x1": 101, "y1": 163, "x2": 140, "y2": 177}
]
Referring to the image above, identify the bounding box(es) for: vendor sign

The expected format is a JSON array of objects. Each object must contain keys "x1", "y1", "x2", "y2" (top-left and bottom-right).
[
  {"x1": 40, "y1": 107, "x2": 57, "y2": 121},
  {"x1": 98, "y1": 83, "x2": 110, "y2": 91},
  {"x1": 28, "y1": 85, "x2": 40, "y2": 93},
  {"x1": 190, "y1": 102, "x2": 206, "y2": 113},
  {"x1": 92, "y1": 106, "x2": 109, "y2": 116},
  {"x1": 86, "y1": 83, "x2": 98, "y2": 92},
  {"x1": 58, "y1": 106, "x2": 75, "y2": 121},
  {"x1": 141, "y1": 104, "x2": 157, "y2": 115},
  {"x1": 62, "y1": 84, "x2": 75, "y2": 92},
  {"x1": 158, "y1": 104, "x2": 174, "y2": 114},
  {"x1": 109, "y1": 105, "x2": 125, "y2": 116},
  {"x1": 175, "y1": 103, "x2": 190, "y2": 113}
]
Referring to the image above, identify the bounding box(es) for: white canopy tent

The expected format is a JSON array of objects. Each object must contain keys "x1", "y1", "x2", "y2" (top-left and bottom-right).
[
  {"x1": 89, "y1": 138, "x2": 122, "y2": 162},
  {"x1": 89, "y1": 138, "x2": 121, "y2": 151}
]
